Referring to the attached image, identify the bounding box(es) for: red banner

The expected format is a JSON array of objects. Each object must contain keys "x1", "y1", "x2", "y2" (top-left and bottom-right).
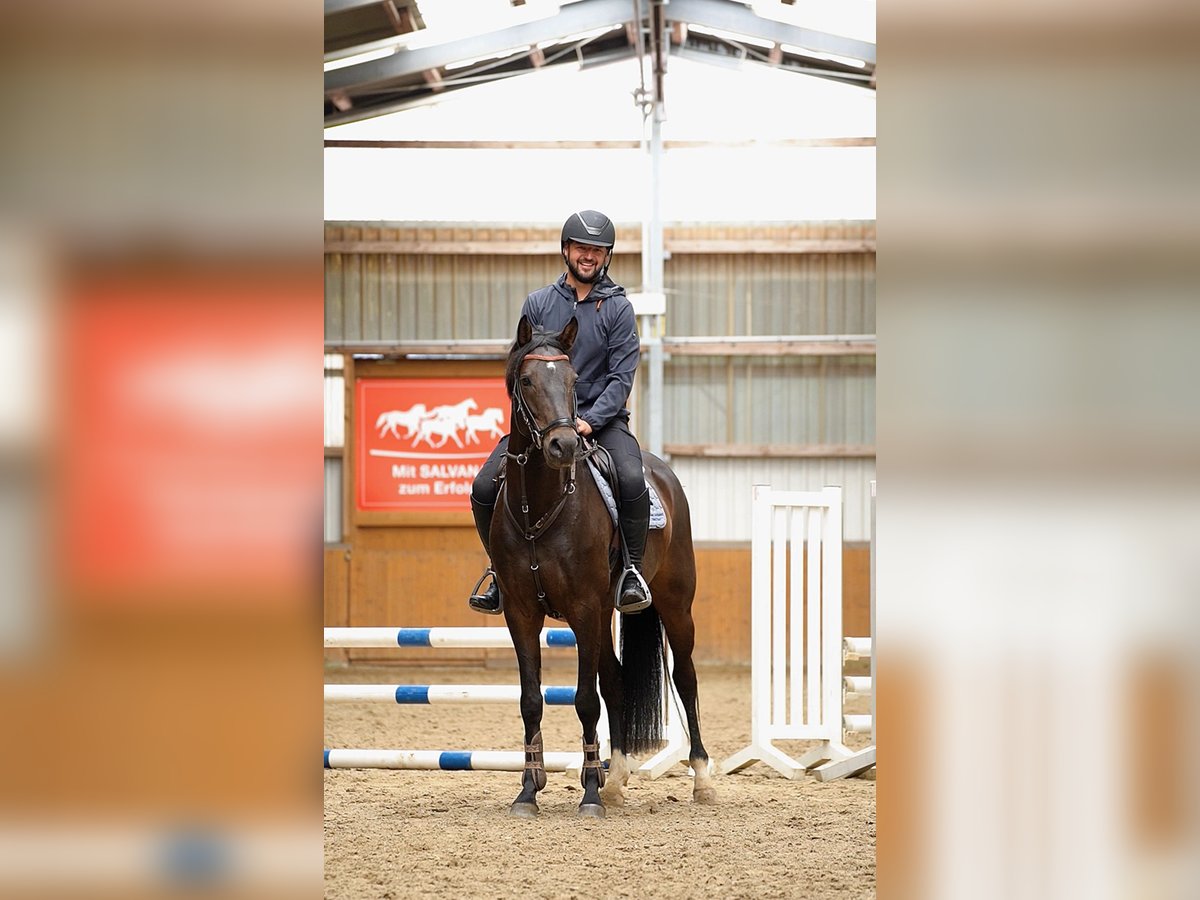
[{"x1": 356, "y1": 377, "x2": 509, "y2": 512}]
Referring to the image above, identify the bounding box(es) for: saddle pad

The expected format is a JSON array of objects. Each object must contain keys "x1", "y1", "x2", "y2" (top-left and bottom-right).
[{"x1": 585, "y1": 459, "x2": 666, "y2": 530}]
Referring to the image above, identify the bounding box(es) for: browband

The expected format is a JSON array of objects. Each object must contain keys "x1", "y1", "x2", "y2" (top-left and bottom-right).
[{"x1": 523, "y1": 353, "x2": 569, "y2": 363}]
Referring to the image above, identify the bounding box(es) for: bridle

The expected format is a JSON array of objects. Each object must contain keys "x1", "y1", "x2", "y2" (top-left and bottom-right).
[
  {"x1": 503, "y1": 348, "x2": 595, "y2": 616},
  {"x1": 511, "y1": 352, "x2": 579, "y2": 450}
]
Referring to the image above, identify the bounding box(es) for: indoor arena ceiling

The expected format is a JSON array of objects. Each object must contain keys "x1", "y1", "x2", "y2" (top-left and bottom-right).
[{"x1": 324, "y1": 0, "x2": 875, "y2": 126}]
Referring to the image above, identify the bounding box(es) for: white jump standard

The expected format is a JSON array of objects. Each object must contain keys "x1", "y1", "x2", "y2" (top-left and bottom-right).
[
  {"x1": 814, "y1": 478, "x2": 877, "y2": 782},
  {"x1": 720, "y1": 485, "x2": 856, "y2": 778}
]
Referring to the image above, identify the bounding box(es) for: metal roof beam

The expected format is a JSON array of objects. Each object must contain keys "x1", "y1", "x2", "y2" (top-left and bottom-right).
[
  {"x1": 326, "y1": 0, "x2": 634, "y2": 94},
  {"x1": 672, "y1": 45, "x2": 873, "y2": 89},
  {"x1": 325, "y1": 47, "x2": 636, "y2": 127},
  {"x1": 663, "y1": 0, "x2": 875, "y2": 66},
  {"x1": 325, "y1": 0, "x2": 397, "y2": 15}
]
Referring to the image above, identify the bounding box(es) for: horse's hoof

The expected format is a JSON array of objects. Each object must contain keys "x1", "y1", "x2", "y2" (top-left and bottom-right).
[
  {"x1": 509, "y1": 802, "x2": 539, "y2": 819},
  {"x1": 577, "y1": 803, "x2": 606, "y2": 819},
  {"x1": 598, "y1": 787, "x2": 626, "y2": 808},
  {"x1": 694, "y1": 786, "x2": 718, "y2": 805}
]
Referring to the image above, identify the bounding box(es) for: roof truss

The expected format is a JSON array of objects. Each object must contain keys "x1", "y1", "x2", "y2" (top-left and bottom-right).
[{"x1": 324, "y1": 0, "x2": 874, "y2": 126}]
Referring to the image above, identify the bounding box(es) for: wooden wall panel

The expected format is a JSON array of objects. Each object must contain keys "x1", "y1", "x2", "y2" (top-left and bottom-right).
[
  {"x1": 842, "y1": 544, "x2": 871, "y2": 638},
  {"x1": 691, "y1": 546, "x2": 753, "y2": 664},
  {"x1": 347, "y1": 526, "x2": 488, "y2": 666},
  {"x1": 323, "y1": 546, "x2": 350, "y2": 664}
]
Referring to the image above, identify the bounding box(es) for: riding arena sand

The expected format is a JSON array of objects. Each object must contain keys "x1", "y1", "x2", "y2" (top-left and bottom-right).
[{"x1": 325, "y1": 661, "x2": 875, "y2": 899}]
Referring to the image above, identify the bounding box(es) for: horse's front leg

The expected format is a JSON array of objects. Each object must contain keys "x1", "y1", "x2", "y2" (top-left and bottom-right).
[
  {"x1": 572, "y1": 615, "x2": 606, "y2": 818},
  {"x1": 507, "y1": 612, "x2": 546, "y2": 818}
]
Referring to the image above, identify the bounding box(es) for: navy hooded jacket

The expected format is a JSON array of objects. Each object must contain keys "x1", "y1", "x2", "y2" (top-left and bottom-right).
[{"x1": 520, "y1": 272, "x2": 639, "y2": 431}]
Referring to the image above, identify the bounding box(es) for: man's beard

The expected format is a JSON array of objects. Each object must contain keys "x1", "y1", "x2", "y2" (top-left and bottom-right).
[{"x1": 567, "y1": 258, "x2": 601, "y2": 284}]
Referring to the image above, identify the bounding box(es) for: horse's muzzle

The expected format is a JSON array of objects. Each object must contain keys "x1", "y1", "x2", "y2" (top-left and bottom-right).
[{"x1": 544, "y1": 429, "x2": 580, "y2": 468}]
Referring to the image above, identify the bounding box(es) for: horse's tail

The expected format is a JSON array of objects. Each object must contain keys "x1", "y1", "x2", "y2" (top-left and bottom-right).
[{"x1": 620, "y1": 605, "x2": 665, "y2": 756}]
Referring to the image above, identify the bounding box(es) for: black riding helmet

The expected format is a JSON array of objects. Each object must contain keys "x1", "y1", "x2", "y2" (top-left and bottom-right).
[{"x1": 561, "y1": 210, "x2": 615, "y2": 279}]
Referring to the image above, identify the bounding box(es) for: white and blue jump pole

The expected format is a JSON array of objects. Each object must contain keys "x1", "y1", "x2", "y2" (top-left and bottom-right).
[
  {"x1": 324, "y1": 684, "x2": 577, "y2": 705},
  {"x1": 323, "y1": 749, "x2": 587, "y2": 772},
  {"x1": 323, "y1": 627, "x2": 576, "y2": 649},
  {"x1": 323, "y1": 623, "x2": 689, "y2": 777},
  {"x1": 324, "y1": 626, "x2": 597, "y2": 775}
]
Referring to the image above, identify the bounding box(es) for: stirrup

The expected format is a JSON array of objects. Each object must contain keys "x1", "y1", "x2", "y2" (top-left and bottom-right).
[
  {"x1": 468, "y1": 569, "x2": 502, "y2": 615},
  {"x1": 614, "y1": 566, "x2": 651, "y2": 615}
]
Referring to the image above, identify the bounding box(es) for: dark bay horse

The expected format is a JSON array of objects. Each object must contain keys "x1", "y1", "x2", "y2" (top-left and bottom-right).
[{"x1": 492, "y1": 314, "x2": 717, "y2": 818}]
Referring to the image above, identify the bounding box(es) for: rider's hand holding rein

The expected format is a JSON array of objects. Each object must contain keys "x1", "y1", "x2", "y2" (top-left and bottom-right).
[{"x1": 575, "y1": 417, "x2": 592, "y2": 436}]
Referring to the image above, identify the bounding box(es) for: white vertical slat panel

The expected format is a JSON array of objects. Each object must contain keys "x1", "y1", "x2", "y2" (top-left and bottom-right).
[
  {"x1": 750, "y1": 485, "x2": 773, "y2": 740},
  {"x1": 771, "y1": 504, "x2": 788, "y2": 728},
  {"x1": 806, "y1": 505, "x2": 823, "y2": 725},
  {"x1": 822, "y1": 487, "x2": 844, "y2": 739},
  {"x1": 788, "y1": 505, "x2": 804, "y2": 727}
]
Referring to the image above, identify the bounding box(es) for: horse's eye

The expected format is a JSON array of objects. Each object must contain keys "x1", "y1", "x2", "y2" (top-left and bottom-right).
[{"x1": 520, "y1": 376, "x2": 533, "y2": 387}]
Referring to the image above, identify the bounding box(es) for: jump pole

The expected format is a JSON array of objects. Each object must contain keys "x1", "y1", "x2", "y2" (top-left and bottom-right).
[
  {"x1": 324, "y1": 749, "x2": 585, "y2": 772},
  {"x1": 323, "y1": 623, "x2": 690, "y2": 778},
  {"x1": 324, "y1": 627, "x2": 576, "y2": 649},
  {"x1": 324, "y1": 685, "x2": 577, "y2": 704}
]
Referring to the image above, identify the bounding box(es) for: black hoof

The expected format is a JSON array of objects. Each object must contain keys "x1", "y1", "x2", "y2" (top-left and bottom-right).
[
  {"x1": 509, "y1": 801, "x2": 539, "y2": 819},
  {"x1": 577, "y1": 803, "x2": 606, "y2": 819}
]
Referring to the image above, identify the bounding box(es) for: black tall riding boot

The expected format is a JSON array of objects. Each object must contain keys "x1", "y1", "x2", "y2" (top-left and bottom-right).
[
  {"x1": 468, "y1": 496, "x2": 502, "y2": 615},
  {"x1": 616, "y1": 489, "x2": 652, "y2": 614}
]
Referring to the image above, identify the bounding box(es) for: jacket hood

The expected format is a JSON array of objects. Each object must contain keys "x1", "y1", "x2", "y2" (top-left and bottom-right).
[{"x1": 553, "y1": 272, "x2": 625, "y2": 304}]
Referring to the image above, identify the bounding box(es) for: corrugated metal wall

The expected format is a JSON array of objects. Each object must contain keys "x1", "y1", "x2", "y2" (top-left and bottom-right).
[
  {"x1": 665, "y1": 225, "x2": 875, "y2": 337},
  {"x1": 662, "y1": 357, "x2": 875, "y2": 447},
  {"x1": 325, "y1": 223, "x2": 642, "y2": 343},
  {"x1": 672, "y1": 457, "x2": 877, "y2": 543},
  {"x1": 661, "y1": 223, "x2": 874, "y2": 454},
  {"x1": 324, "y1": 457, "x2": 343, "y2": 544},
  {"x1": 325, "y1": 221, "x2": 875, "y2": 540}
]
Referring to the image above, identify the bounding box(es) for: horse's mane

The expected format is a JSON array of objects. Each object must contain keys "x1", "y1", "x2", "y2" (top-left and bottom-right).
[{"x1": 504, "y1": 327, "x2": 570, "y2": 399}]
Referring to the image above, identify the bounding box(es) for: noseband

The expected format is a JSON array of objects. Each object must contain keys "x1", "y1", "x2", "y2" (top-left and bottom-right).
[{"x1": 513, "y1": 352, "x2": 578, "y2": 450}]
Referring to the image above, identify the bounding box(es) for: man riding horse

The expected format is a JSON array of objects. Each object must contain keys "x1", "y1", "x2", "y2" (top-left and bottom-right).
[{"x1": 468, "y1": 209, "x2": 652, "y2": 617}]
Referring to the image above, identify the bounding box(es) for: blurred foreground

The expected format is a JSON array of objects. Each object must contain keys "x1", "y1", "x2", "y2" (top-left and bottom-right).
[
  {"x1": 0, "y1": 2, "x2": 322, "y2": 897},
  {"x1": 879, "y1": 2, "x2": 1200, "y2": 898}
]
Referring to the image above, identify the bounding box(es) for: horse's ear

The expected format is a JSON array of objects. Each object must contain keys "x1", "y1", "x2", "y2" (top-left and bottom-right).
[
  {"x1": 517, "y1": 314, "x2": 533, "y2": 347},
  {"x1": 560, "y1": 316, "x2": 578, "y2": 352}
]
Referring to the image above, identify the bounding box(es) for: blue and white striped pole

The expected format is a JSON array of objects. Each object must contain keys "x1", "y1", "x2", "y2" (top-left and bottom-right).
[
  {"x1": 324, "y1": 684, "x2": 577, "y2": 705},
  {"x1": 323, "y1": 749, "x2": 590, "y2": 772},
  {"x1": 323, "y1": 627, "x2": 576, "y2": 649}
]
